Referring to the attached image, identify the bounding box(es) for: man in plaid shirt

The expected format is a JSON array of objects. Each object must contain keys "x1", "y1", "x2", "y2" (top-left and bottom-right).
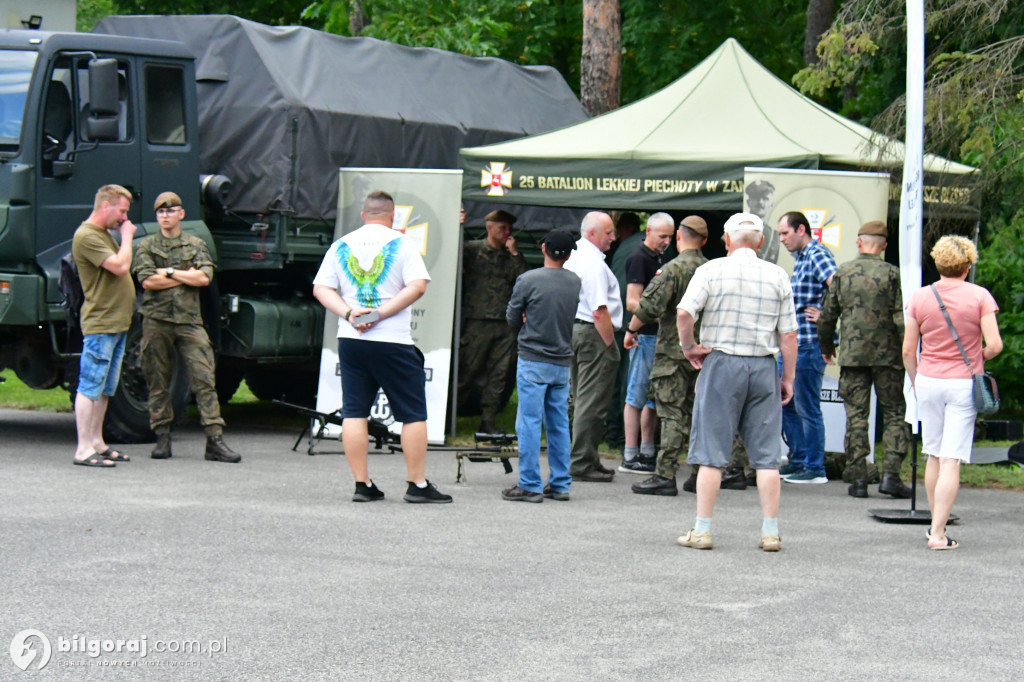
[{"x1": 776, "y1": 211, "x2": 836, "y2": 484}]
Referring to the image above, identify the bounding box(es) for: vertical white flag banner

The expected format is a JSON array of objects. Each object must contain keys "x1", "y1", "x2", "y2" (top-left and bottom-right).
[{"x1": 901, "y1": 0, "x2": 925, "y2": 431}]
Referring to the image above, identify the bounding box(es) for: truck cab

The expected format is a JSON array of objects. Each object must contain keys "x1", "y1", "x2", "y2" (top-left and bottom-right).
[{"x1": 0, "y1": 30, "x2": 205, "y2": 438}]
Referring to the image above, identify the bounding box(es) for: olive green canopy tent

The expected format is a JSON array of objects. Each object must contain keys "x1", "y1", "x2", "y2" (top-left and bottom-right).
[{"x1": 458, "y1": 38, "x2": 976, "y2": 215}]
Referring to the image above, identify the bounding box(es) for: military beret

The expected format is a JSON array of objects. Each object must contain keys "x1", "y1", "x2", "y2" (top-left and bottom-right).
[
  {"x1": 680, "y1": 215, "x2": 708, "y2": 237},
  {"x1": 484, "y1": 209, "x2": 516, "y2": 225},
  {"x1": 858, "y1": 220, "x2": 888, "y2": 237},
  {"x1": 153, "y1": 191, "x2": 182, "y2": 211}
]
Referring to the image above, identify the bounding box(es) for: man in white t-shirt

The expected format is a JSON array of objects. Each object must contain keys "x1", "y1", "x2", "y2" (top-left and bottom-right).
[
  {"x1": 564, "y1": 211, "x2": 623, "y2": 482},
  {"x1": 313, "y1": 190, "x2": 452, "y2": 504}
]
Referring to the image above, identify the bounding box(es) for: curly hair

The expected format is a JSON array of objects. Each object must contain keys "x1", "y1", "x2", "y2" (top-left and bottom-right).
[{"x1": 930, "y1": 235, "x2": 977, "y2": 277}]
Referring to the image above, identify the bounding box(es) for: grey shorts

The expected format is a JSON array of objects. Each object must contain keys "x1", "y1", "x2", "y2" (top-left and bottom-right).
[{"x1": 688, "y1": 351, "x2": 782, "y2": 470}]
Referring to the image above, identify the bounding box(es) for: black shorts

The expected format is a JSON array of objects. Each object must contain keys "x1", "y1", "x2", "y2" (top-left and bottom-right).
[{"x1": 337, "y1": 338, "x2": 428, "y2": 423}]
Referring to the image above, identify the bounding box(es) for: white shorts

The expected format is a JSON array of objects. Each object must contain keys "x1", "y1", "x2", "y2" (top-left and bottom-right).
[{"x1": 914, "y1": 373, "x2": 975, "y2": 462}]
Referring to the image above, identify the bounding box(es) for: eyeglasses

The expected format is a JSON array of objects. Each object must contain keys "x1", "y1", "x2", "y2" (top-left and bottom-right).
[{"x1": 156, "y1": 207, "x2": 182, "y2": 216}]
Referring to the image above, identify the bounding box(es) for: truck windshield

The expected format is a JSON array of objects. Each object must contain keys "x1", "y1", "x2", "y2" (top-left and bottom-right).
[{"x1": 0, "y1": 50, "x2": 37, "y2": 150}]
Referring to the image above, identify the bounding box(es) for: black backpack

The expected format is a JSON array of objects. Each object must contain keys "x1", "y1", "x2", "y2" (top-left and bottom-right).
[{"x1": 59, "y1": 252, "x2": 84, "y2": 327}]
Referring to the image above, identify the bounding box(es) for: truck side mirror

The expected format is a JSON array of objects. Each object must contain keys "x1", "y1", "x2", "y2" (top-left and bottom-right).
[{"x1": 86, "y1": 58, "x2": 120, "y2": 142}]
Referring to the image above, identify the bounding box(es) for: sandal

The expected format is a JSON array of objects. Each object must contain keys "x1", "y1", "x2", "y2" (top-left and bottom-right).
[
  {"x1": 99, "y1": 448, "x2": 130, "y2": 462},
  {"x1": 74, "y1": 452, "x2": 116, "y2": 468},
  {"x1": 928, "y1": 537, "x2": 959, "y2": 550}
]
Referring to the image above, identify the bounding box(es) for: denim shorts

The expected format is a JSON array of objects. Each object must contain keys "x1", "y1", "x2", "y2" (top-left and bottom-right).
[
  {"x1": 78, "y1": 332, "x2": 128, "y2": 400},
  {"x1": 624, "y1": 333, "x2": 656, "y2": 409},
  {"x1": 338, "y1": 338, "x2": 427, "y2": 423}
]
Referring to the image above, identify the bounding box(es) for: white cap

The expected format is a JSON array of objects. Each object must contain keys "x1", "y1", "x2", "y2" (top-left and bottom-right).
[{"x1": 724, "y1": 212, "x2": 764, "y2": 233}]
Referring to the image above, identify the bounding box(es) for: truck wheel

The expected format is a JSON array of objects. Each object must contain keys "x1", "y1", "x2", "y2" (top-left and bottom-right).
[
  {"x1": 216, "y1": 363, "x2": 244, "y2": 403},
  {"x1": 244, "y1": 365, "x2": 317, "y2": 405},
  {"x1": 102, "y1": 315, "x2": 188, "y2": 444}
]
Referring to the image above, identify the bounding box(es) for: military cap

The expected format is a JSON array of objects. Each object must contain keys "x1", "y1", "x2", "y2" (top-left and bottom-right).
[
  {"x1": 680, "y1": 215, "x2": 708, "y2": 237},
  {"x1": 745, "y1": 179, "x2": 775, "y2": 198},
  {"x1": 154, "y1": 191, "x2": 183, "y2": 211},
  {"x1": 484, "y1": 209, "x2": 517, "y2": 225},
  {"x1": 858, "y1": 220, "x2": 888, "y2": 237}
]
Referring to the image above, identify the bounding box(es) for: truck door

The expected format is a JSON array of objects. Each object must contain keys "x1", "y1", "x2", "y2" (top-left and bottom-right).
[
  {"x1": 36, "y1": 55, "x2": 142, "y2": 271},
  {"x1": 138, "y1": 62, "x2": 200, "y2": 217}
]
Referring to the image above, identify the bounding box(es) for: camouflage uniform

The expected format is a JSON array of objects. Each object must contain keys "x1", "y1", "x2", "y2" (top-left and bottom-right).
[
  {"x1": 632, "y1": 248, "x2": 706, "y2": 479},
  {"x1": 457, "y1": 239, "x2": 527, "y2": 422},
  {"x1": 133, "y1": 232, "x2": 224, "y2": 436},
  {"x1": 818, "y1": 253, "x2": 907, "y2": 481}
]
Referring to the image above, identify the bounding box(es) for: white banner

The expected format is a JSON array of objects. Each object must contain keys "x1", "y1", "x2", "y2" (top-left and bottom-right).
[
  {"x1": 745, "y1": 167, "x2": 890, "y2": 456},
  {"x1": 315, "y1": 169, "x2": 463, "y2": 444},
  {"x1": 901, "y1": 1, "x2": 925, "y2": 431}
]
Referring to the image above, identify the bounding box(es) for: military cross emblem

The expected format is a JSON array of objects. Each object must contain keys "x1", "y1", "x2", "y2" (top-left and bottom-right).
[{"x1": 481, "y1": 162, "x2": 513, "y2": 197}]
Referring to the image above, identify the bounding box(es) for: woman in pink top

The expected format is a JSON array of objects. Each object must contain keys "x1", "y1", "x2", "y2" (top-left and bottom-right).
[{"x1": 904, "y1": 236, "x2": 1002, "y2": 551}]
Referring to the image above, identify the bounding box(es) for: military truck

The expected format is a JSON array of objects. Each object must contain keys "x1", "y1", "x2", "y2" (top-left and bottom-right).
[{"x1": 0, "y1": 16, "x2": 586, "y2": 441}]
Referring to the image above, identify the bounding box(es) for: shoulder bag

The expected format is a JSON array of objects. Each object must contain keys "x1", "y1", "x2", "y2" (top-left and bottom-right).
[{"x1": 929, "y1": 285, "x2": 999, "y2": 414}]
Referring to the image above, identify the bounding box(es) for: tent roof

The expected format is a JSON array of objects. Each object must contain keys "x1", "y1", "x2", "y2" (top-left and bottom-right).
[
  {"x1": 459, "y1": 38, "x2": 975, "y2": 211},
  {"x1": 95, "y1": 15, "x2": 587, "y2": 222}
]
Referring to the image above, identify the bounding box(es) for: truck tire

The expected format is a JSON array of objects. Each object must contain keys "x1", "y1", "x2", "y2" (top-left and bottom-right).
[
  {"x1": 102, "y1": 315, "x2": 189, "y2": 444},
  {"x1": 215, "y1": 363, "x2": 244, "y2": 403},
  {"x1": 244, "y1": 365, "x2": 317, "y2": 405}
]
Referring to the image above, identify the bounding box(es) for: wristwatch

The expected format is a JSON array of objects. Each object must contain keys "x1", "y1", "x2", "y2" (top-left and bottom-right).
[{"x1": 165, "y1": 267, "x2": 175, "y2": 277}]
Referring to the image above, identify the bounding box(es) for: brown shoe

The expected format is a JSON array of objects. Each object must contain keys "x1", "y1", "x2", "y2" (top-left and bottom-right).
[{"x1": 571, "y1": 467, "x2": 614, "y2": 482}]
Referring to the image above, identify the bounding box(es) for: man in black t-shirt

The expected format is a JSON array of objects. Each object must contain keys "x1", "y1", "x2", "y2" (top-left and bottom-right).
[{"x1": 619, "y1": 213, "x2": 674, "y2": 474}]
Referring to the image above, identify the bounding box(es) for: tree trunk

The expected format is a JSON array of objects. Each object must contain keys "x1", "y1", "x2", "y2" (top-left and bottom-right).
[
  {"x1": 349, "y1": 0, "x2": 369, "y2": 36},
  {"x1": 580, "y1": 0, "x2": 621, "y2": 117},
  {"x1": 804, "y1": 0, "x2": 836, "y2": 65}
]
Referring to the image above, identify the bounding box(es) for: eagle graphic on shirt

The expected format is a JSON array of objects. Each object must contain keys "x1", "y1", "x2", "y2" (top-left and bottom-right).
[{"x1": 336, "y1": 239, "x2": 401, "y2": 309}]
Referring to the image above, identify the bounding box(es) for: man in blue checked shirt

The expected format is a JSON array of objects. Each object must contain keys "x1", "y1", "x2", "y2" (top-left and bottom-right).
[{"x1": 776, "y1": 211, "x2": 836, "y2": 484}]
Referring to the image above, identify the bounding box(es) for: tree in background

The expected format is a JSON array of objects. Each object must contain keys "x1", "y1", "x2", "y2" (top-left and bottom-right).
[
  {"x1": 581, "y1": 0, "x2": 621, "y2": 116},
  {"x1": 795, "y1": 0, "x2": 1024, "y2": 413}
]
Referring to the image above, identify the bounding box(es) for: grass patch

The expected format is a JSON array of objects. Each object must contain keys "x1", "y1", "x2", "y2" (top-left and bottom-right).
[{"x1": 0, "y1": 369, "x2": 72, "y2": 412}]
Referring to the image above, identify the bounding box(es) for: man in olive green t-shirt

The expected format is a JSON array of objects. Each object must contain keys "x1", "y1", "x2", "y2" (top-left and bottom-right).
[{"x1": 70, "y1": 184, "x2": 137, "y2": 468}]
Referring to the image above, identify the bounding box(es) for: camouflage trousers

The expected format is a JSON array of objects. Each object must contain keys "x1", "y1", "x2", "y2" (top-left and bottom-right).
[
  {"x1": 457, "y1": 319, "x2": 516, "y2": 421},
  {"x1": 651, "y1": 364, "x2": 697, "y2": 479},
  {"x1": 839, "y1": 365, "x2": 908, "y2": 480},
  {"x1": 141, "y1": 318, "x2": 224, "y2": 436}
]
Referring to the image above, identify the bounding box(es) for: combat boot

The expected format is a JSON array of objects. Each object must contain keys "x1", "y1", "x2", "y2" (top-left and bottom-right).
[
  {"x1": 151, "y1": 433, "x2": 172, "y2": 459},
  {"x1": 878, "y1": 473, "x2": 911, "y2": 498},
  {"x1": 205, "y1": 435, "x2": 242, "y2": 463}
]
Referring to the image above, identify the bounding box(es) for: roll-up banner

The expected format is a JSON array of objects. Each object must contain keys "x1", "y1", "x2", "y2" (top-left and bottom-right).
[
  {"x1": 744, "y1": 167, "x2": 890, "y2": 457},
  {"x1": 315, "y1": 168, "x2": 463, "y2": 444}
]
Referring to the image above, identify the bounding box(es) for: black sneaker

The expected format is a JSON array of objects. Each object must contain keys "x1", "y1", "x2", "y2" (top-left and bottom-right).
[
  {"x1": 618, "y1": 456, "x2": 656, "y2": 475},
  {"x1": 542, "y1": 484, "x2": 570, "y2": 501},
  {"x1": 502, "y1": 485, "x2": 543, "y2": 503},
  {"x1": 353, "y1": 480, "x2": 385, "y2": 502},
  {"x1": 403, "y1": 480, "x2": 453, "y2": 504},
  {"x1": 631, "y1": 475, "x2": 678, "y2": 496},
  {"x1": 681, "y1": 472, "x2": 698, "y2": 494}
]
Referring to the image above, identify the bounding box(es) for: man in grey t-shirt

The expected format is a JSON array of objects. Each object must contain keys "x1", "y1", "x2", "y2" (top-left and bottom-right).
[{"x1": 502, "y1": 230, "x2": 581, "y2": 502}]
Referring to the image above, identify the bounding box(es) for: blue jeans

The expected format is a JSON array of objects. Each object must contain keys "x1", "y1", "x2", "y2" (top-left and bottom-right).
[
  {"x1": 624, "y1": 333, "x2": 656, "y2": 409},
  {"x1": 515, "y1": 358, "x2": 571, "y2": 493},
  {"x1": 781, "y1": 343, "x2": 826, "y2": 476}
]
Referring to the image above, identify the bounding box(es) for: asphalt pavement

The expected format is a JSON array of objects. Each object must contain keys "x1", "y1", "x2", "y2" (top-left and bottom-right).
[{"x1": 2, "y1": 407, "x2": 1022, "y2": 680}]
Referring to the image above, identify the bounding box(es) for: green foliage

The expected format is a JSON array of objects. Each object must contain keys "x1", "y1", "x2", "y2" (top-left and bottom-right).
[
  {"x1": 78, "y1": 0, "x2": 118, "y2": 32},
  {"x1": 619, "y1": 0, "x2": 806, "y2": 105},
  {"x1": 111, "y1": 0, "x2": 315, "y2": 27}
]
